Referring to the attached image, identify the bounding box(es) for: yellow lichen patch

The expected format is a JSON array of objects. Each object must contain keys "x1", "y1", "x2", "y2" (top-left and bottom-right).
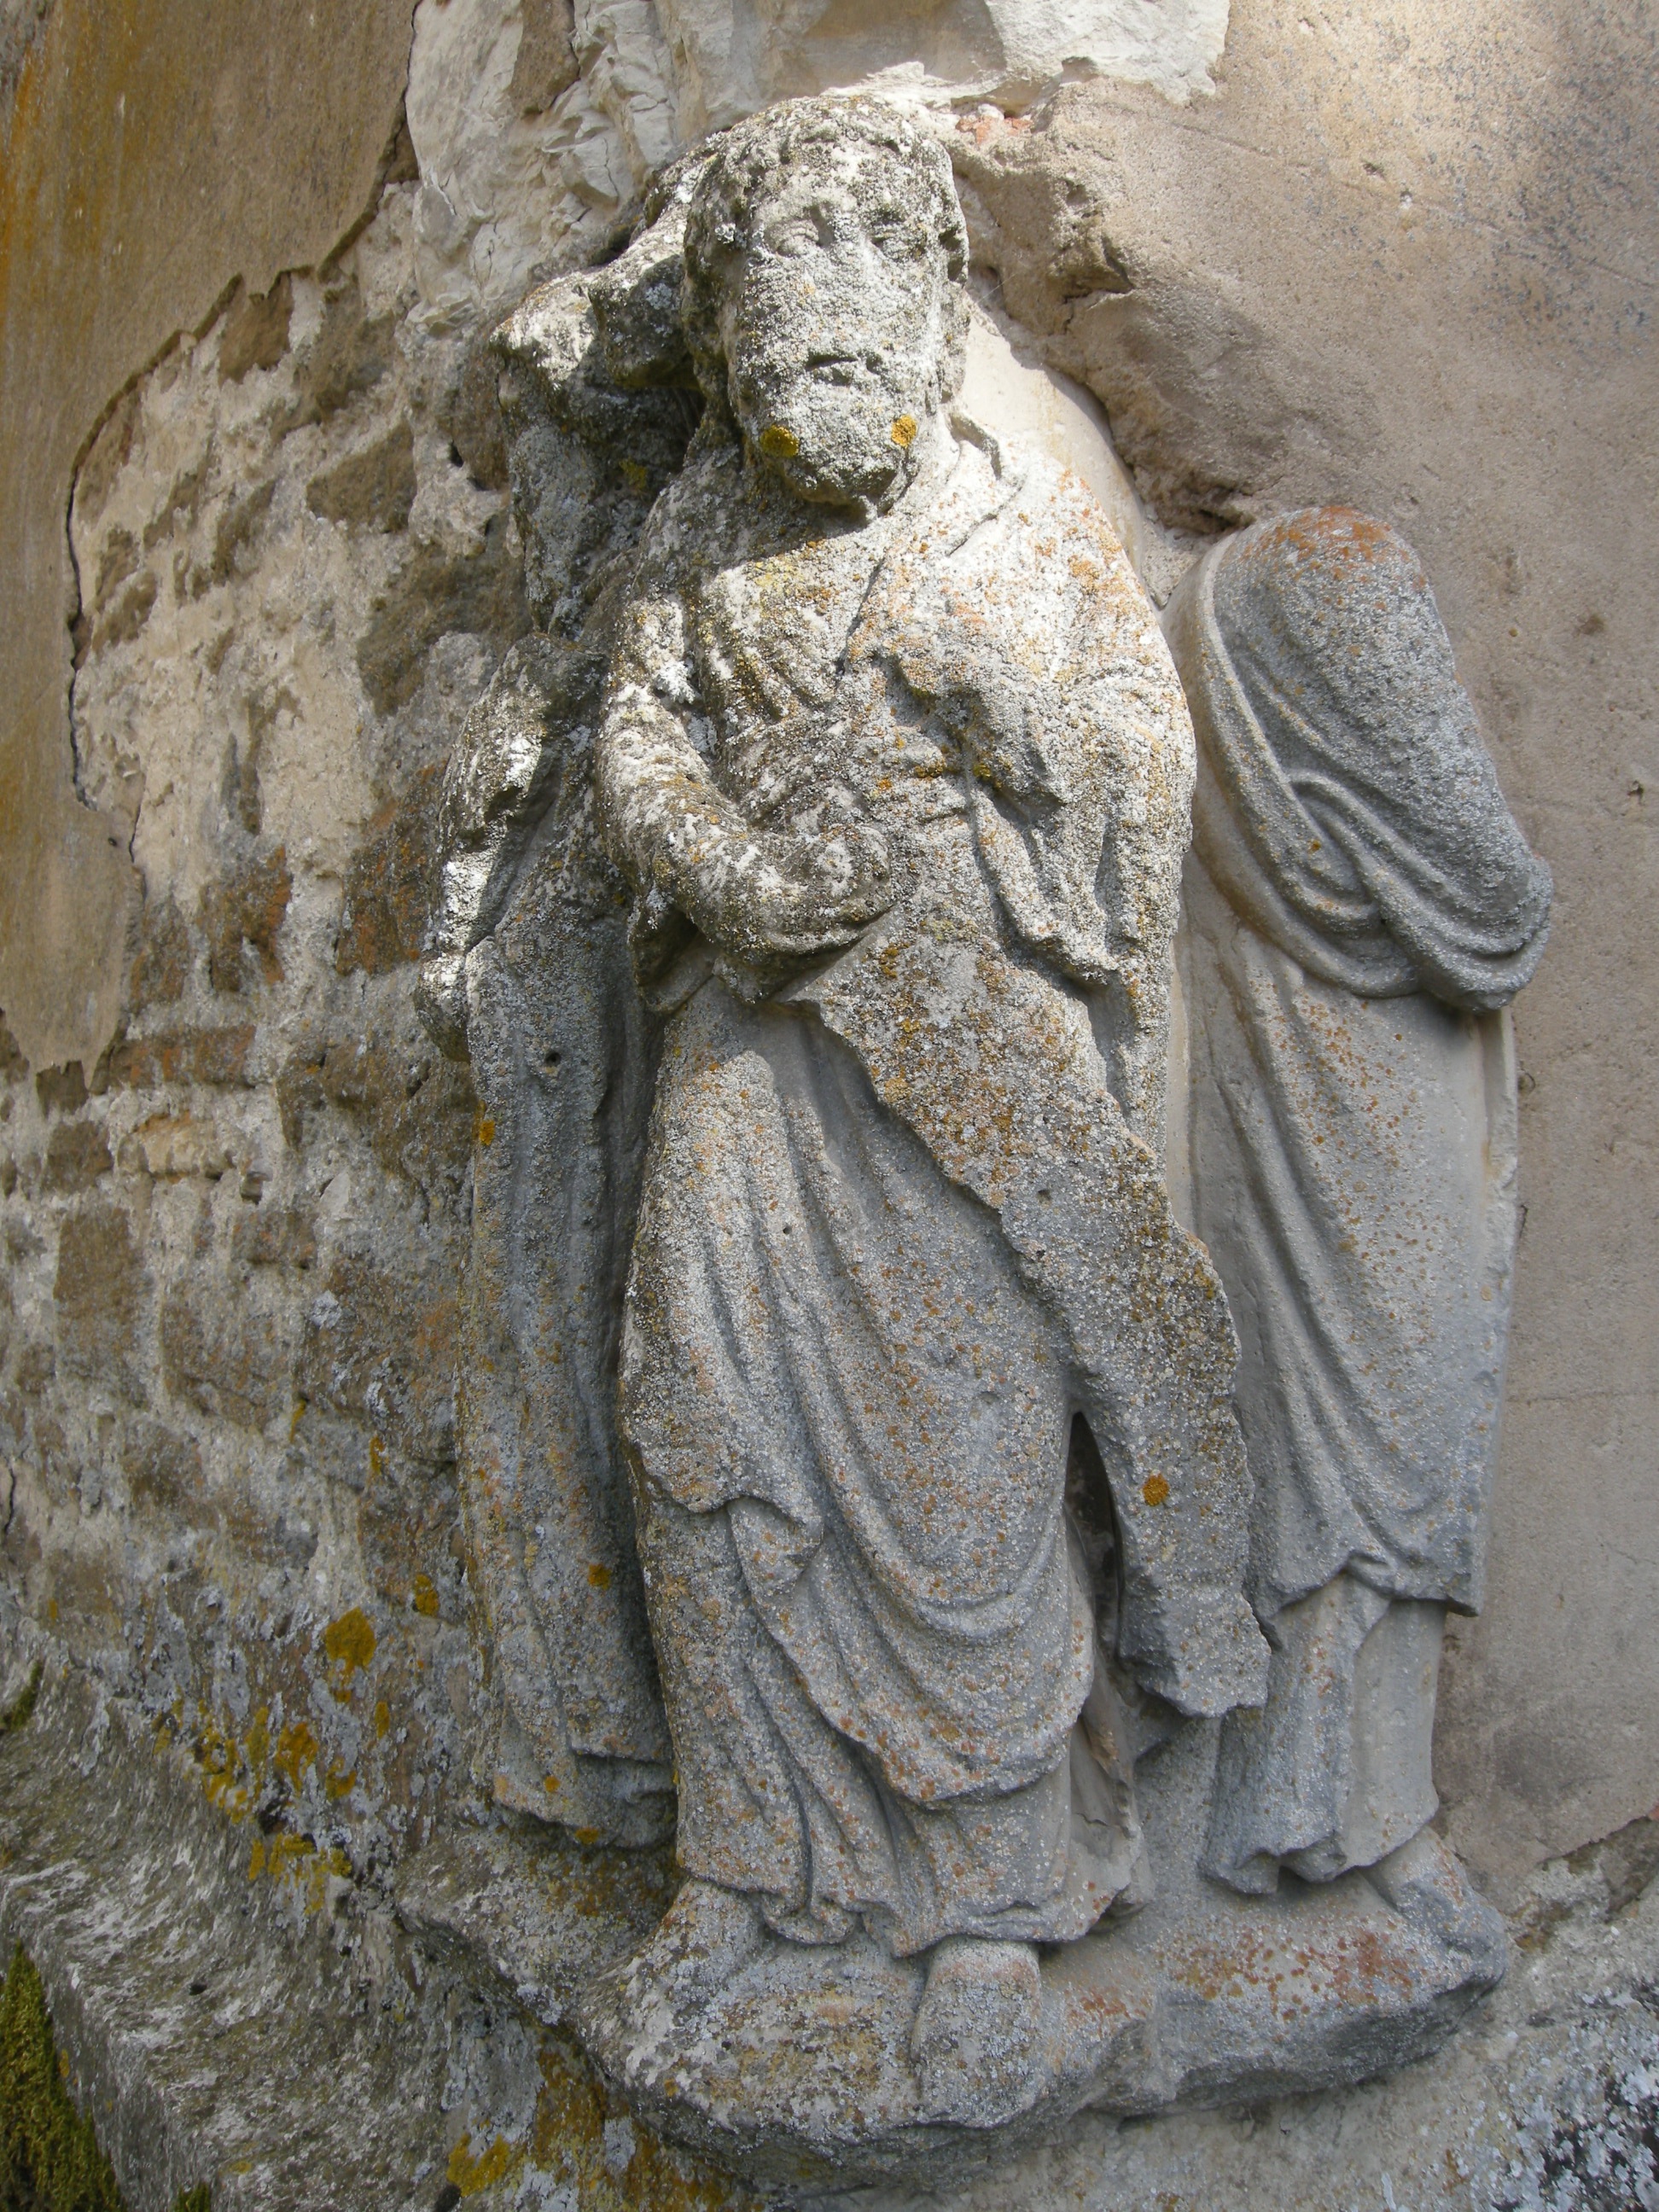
[
  {"x1": 586, "y1": 1562, "x2": 612, "y2": 1591},
  {"x1": 321, "y1": 1605, "x2": 376, "y2": 1696},
  {"x1": 247, "y1": 1836, "x2": 265, "y2": 1879},
  {"x1": 275, "y1": 1715, "x2": 319, "y2": 1788},
  {"x1": 191, "y1": 1709, "x2": 248, "y2": 1819},
  {"x1": 258, "y1": 1834, "x2": 351, "y2": 1915},
  {"x1": 530, "y1": 2034, "x2": 606, "y2": 2177},
  {"x1": 446, "y1": 2132, "x2": 524, "y2": 2197},
  {"x1": 411, "y1": 1572, "x2": 440, "y2": 1618},
  {"x1": 1142, "y1": 1475, "x2": 1171, "y2": 1506},
  {"x1": 323, "y1": 1759, "x2": 357, "y2": 1801},
  {"x1": 889, "y1": 413, "x2": 917, "y2": 448},
  {"x1": 475, "y1": 1114, "x2": 497, "y2": 1147},
  {"x1": 758, "y1": 423, "x2": 799, "y2": 459},
  {"x1": 184, "y1": 1697, "x2": 285, "y2": 1825},
  {"x1": 288, "y1": 1397, "x2": 308, "y2": 1440},
  {"x1": 374, "y1": 1698, "x2": 391, "y2": 1740},
  {"x1": 527, "y1": 2030, "x2": 754, "y2": 2209},
  {"x1": 369, "y1": 1434, "x2": 387, "y2": 1480}
]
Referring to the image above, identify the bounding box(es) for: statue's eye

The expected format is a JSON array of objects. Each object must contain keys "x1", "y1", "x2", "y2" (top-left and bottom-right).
[
  {"x1": 869, "y1": 216, "x2": 923, "y2": 263},
  {"x1": 766, "y1": 217, "x2": 823, "y2": 259}
]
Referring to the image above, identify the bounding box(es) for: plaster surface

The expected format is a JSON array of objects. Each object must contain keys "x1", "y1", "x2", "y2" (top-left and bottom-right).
[{"x1": 0, "y1": 0, "x2": 415, "y2": 1071}]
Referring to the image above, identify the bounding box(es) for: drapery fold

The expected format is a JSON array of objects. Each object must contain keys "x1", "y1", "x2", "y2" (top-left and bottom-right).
[{"x1": 1167, "y1": 508, "x2": 1551, "y2": 1012}]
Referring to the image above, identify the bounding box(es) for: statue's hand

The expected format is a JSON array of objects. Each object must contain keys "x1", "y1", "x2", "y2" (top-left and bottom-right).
[
  {"x1": 896, "y1": 632, "x2": 1064, "y2": 809},
  {"x1": 694, "y1": 824, "x2": 894, "y2": 961},
  {"x1": 413, "y1": 951, "x2": 472, "y2": 1062}
]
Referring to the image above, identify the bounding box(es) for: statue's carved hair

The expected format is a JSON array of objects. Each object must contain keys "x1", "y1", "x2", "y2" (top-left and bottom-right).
[{"x1": 681, "y1": 96, "x2": 969, "y2": 416}]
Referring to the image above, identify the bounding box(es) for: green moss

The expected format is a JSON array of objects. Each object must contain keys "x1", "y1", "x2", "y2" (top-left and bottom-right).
[
  {"x1": 0, "y1": 1947, "x2": 212, "y2": 2212},
  {"x1": 0, "y1": 1945, "x2": 123, "y2": 2212},
  {"x1": 1, "y1": 1661, "x2": 42, "y2": 1734}
]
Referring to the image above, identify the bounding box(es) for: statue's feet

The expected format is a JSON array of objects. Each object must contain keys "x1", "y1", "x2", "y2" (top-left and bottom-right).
[
  {"x1": 597, "y1": 1877, "x2": 767, "y2": 2082},
  {"x1": 910, "y1": 1936, "x2": 1044, "y2": 2128},
  {"x1": 1367, "y1": 1828, "x2": 1506, "y2": 1980}
]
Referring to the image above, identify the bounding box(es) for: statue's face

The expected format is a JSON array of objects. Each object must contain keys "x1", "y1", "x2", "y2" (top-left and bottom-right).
[{"x1": 719, "y1": 146, "x2": 955, "y2": 511}]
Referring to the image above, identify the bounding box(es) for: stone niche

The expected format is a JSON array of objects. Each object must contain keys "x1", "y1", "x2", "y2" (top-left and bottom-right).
[{"x1": 1, "y1": 4, "x2": 1656, "y2": 2211}]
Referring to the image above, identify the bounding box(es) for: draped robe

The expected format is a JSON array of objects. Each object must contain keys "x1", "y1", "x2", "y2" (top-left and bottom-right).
[
  {"x1": 1164, "y1": 509, "x2": 1552, "y2": 1892},
  {"x1": 598, "y1": 422, "x2": 1268, "y2": 1952}
]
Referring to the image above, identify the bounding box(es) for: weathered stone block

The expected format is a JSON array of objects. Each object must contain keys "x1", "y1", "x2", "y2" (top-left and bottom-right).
[{"x1": 53, "y1": 1203, "x2": 147, "y2": 1404}]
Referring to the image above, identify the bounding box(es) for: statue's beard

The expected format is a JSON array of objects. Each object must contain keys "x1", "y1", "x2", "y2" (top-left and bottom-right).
[{"x1": 733, "y1": 357, "x2": 933, "y2": 510}]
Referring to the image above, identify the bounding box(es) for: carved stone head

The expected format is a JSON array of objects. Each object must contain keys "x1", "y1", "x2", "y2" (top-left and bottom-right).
[{"x1": 683, "y1": 98, "x2": 969, "y2": 511}]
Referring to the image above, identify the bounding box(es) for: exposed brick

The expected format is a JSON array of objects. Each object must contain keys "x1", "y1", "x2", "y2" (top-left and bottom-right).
[
  {"x1": 306, "y1": 417, "x2": 416, "y2": 534},
  {"x1": 120, "y1": 1414, "x2": 205, "y2": 1511},
  {"x1": 201, "y1": 849, "x2": 291, "y2": 993},
  {"x1": 127, "y1": 897, "x2": 193, "y2": 1011},
  {"x1": 232, "y1": 1203, "x2": 318, "y2": 1272},
  {"x1": 36, "y1": 1062, "x2": 87, "y2": 1115},
  {"x1": 335, "y1": 765, "x2": 441, "y2": 976},
  {"x1": 294, "y1": 1252, "x2": 457, "y2": 1468},
  {"x1": 54, "y1": 1202, "x2": 147, "y2": 1401},
  {"x1": 0, "y1": 1014, "x2": 26, "y2": 1085},
  {"x1": 104, "y1": 1026, "x2": 256, "y2": 1091},
  {"x1": 281, "y1": 276, "x2": 394, "y2": 433},
  {"x1": 160, "y1": 1278, "x2": 290, "y2": 1433},
  {"x1": 43, "y1": 1121, "x2": 114, "y2": 1194},
  {"x1": 218, "y1": 272, "x2": 294, "y2": 383},
  {"x1": 356, "y1": 509, "x2": 528, "y2": 715}
]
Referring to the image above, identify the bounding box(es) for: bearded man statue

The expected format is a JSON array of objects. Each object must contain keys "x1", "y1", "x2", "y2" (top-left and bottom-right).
[{"x1": 587, "y1": 96, "x2": 1268, "y2": 2124}]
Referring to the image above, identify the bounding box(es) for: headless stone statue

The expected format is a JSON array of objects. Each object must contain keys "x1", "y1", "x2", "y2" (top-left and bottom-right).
[{"x1": 1163, "y1": 509, "x2": 1552, "y2": 1905}]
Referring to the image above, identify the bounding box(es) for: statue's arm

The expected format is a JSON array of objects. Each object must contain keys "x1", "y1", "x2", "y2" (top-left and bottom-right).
[
  {"x1": 596, "y1": 592, "x2": 890, "y2": 965},
  {"x1": 414, "y1": 635, "x2": 591, "y2": 1058}
]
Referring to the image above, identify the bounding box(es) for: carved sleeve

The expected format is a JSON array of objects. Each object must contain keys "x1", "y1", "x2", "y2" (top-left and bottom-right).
[
  {"x1": 597, "y1": 581, "x2": 890, "y2": 969},
  {"x1": 413, "y1": 633, "x2": 607, "y2": 1058},
  {"x1": 425, "y1": 635, "x2": 602, "y2": 961}
]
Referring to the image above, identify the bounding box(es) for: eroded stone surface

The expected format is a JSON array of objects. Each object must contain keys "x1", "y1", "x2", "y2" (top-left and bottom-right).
[
  {"x1": 1, "y1": 0, "x2": 1656, "y2": 2203},
  {"x1": 416, "y1": 96, "x2": 1506, "y2": 2177}
]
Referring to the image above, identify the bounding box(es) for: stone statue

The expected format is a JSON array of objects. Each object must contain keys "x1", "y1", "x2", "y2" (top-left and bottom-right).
[
  {"x1": 415, "y1": 159, "x2": 711, "y2": 1848},
  {"x1": 416, "y1": 98, "x2": 1544, "y2": 2190},
  {"x1": 1162, "y1": 507, "x2": 1551, "y2": 1912},
  {"x1": 587, "y1": 93, "x2": 1266, "y2": 2123}
]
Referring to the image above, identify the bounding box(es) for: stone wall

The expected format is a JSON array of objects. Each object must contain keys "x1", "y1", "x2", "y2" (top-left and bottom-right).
[{"x1": 1, "y1": 3, "x2": 1655, "y2": 2206}]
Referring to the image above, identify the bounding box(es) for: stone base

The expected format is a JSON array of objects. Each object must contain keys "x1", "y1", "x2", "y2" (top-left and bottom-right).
[{"x1": 574, "y1": 1724, "x2": 1507, "y2": 2195}]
